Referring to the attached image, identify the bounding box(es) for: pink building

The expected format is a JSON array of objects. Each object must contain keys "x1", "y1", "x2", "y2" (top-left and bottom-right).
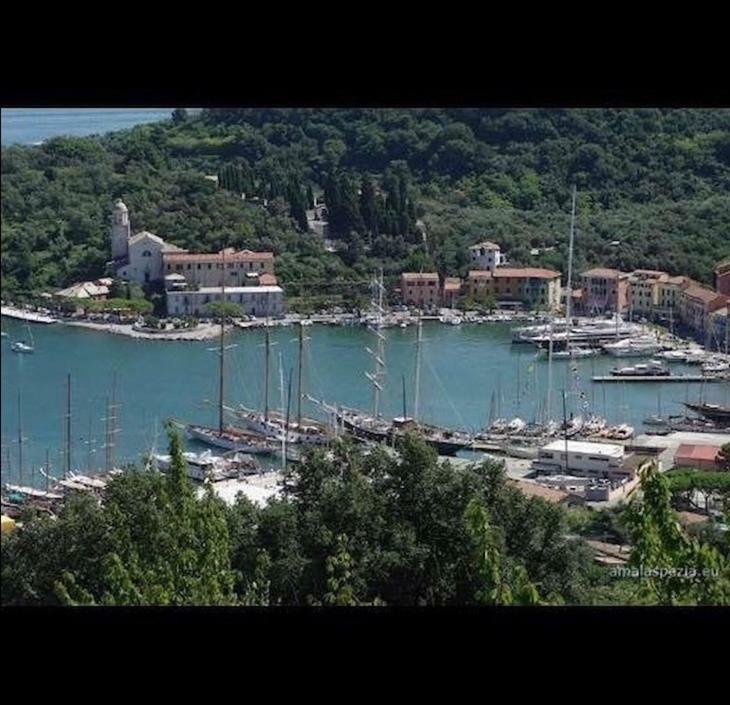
[{"x1": 579, "y1": 268, "x2": 629, "y2": 314}]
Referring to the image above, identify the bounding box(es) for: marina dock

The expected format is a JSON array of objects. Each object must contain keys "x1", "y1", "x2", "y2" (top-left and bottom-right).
[
  {"x1": 1, "y1": 306, "x2": 58, "y2": 324},
  {"x1": 592, "y1": 375, "x2": 724, "y2": 383}
]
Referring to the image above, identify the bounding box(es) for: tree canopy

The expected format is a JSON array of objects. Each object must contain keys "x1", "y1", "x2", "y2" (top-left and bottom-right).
[{"x1": 3, "y1": 109, "x2": 728, "y2": 303}]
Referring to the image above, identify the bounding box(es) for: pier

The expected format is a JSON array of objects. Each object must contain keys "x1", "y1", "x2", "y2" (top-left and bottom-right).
[
  {"x1": 1, "y1": 306, "x2": 58, "y2": 324},
  {"x1": 591, "y1": 375, "x2": 724, "y2": 383}
]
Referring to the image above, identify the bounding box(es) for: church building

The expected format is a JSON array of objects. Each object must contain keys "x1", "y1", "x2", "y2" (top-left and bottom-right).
[{"x1": 110, "y1": 199, "x2": 187, "y2": 284}]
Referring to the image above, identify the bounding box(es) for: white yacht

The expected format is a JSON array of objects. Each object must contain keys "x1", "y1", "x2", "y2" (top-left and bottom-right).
[{"x1": 602, "y1": 337, "x2": 662, "y2": 357}]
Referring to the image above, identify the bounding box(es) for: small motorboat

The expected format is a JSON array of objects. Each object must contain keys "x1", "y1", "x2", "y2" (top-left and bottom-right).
[
  {"x1": 11, "y1": 341, "x2": 34, "y2": 354},
  {"x1": 610, "y1": 360, "x2": 669, "y2": 377}
]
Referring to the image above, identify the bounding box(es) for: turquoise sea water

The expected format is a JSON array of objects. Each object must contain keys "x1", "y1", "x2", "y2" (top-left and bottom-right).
[
  {"x1": 2, "y1": 319, "x2": 728, "y2": 485},
  {"x1": 1, "y1": 108, "x2": 175, "y2": 145}
]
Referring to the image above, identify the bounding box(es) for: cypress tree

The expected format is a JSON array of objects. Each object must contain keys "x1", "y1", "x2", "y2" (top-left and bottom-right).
[{"x1": 359, "y1": 174, "x2": 379, "y2": 239}]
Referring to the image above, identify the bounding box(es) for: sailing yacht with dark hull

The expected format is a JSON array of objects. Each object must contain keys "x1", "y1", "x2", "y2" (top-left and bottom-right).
[
  {"x1": 683, "y1": 402, "x2": 730, "y2": 426},
  {"x1": 184, "y1": 249, "x2": 281, "y2": 456},
  {"x1": 231, "y1": 322, "x2": 332, "y2": 446}
]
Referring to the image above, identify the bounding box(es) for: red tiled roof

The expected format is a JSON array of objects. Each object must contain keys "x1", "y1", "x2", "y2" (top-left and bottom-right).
[
  {"x1": 631, "y1": 269, "x2": 669, "y2": 280},
  {"x1": 581, "y1": 268, "x2": 626, "y2": 279},
  {"x1": 675, "y1": 444, "x2": 721, "y2": 463},
  {"x1": 163, "y1": 249, "x2": 274, "y2": 263},
  {"x1": 259, "y1": 273, "x2": 278, "y2": 286},
  {"x1": 683, "y1": 286, "x2": 725, "y2": 306},
  {"x1": 665, "y1": 275, "x2": 694, "y2": 287},
  {"x1": 469, "y1": 268, "x2": 559, "y2": 280},
  {"x1": 401, "y1": 272, "x2": 439, "y2": 281},
  {"x1": 443, "y1": 277, "x2": 461, "y2": 291}
]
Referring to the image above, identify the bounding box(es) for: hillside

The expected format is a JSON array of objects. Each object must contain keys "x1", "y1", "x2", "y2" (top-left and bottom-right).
[{"x1": 2, "y1": 108, "x2": 729, "y2": 299}]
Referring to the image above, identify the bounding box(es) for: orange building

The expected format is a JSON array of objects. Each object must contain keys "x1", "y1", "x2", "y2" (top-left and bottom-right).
[
  {"x1": 162, "y1": 247, "x2": 275, "y2": 287},
  {"x1": 678, "y1": 285, "x2": 728, "y2": 336},
  {"x1": 442, "y1": 277, "x2": 462, "y2": 307},
  {"x1": 400, "y1": 273, "x2": 441, "y2": 308},
  {"x1": 716, "y1": 258, "x2": 730, "y2": 297},
  {"x1": 467, "y1": 267, "x2": 561, "y2": 309}
]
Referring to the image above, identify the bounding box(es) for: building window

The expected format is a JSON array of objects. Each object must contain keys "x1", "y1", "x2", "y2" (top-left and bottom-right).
[{"x1": 142, "y1": 250, "x2": 152, "y2": 258}]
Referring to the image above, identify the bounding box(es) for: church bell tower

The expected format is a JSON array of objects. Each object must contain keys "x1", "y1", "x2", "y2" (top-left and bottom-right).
[{"x1": 111, "y1": 198, "x2": 130, "y2": 261}]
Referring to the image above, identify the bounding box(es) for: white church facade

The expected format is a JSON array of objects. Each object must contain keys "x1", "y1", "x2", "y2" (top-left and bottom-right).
[{"x1": 110, "y1": 199, "x2": 187, "y2": 284}]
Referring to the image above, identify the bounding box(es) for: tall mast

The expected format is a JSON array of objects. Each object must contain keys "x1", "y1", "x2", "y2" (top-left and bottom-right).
[
  {"x1": 365, "y1": 269, "x2": 386, "y2": 416},
  {"x1": 65, "y1": 373, "x2": 72, "y2": 478},
  {"x1": 564, "y1": 185, "x2": 577, "y2": 355},
  {"x1": 86, "y1": 411, "x2": 93, "y2": 473},
  {"x1": 297, "y1": 323, "x2": 303, "y2": 428},
  {"x1": 45, "y1": 448, "x2": 51, "y2": 492},
  {"x1": 546, "y1": 317, "x2": 554, "y2": 422},
  {"x1": 278, "y1": 352, "x2": 286, "y2": 470},
  {"x1": 414, "y1": 316, "x2": 422, "y2": 421},
  {"x1": 218, "y1": 248, "x2": 226, "y2": 435},
  {"x1": 104, "y1": 396, "x2": 111, "y2": 474},
  {"x1": 110, "y1": 372, "x2": 118, "y2": 472},
  {"x1": 264, "y1": 324, "x2": 271, "y2": 422},
  {"x1": 401, "y1": 374, "x2": 407, "y2": 419},
  {"x1": 17, "y1": 392, "x2": 23, "y2": 486}
]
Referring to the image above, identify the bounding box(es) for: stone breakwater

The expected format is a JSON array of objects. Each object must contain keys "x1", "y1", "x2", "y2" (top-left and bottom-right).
[{"x1": 63, "y1": 320, "x2": 226, "y2": 341}]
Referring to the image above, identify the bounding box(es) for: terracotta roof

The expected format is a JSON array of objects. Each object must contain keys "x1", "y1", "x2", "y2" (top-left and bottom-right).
[
  {"x1": 682, "y1": 286, "x2": 725, "y2": 306},
  {"x1": 469, "y1": 268, "x2": 559, "y2": 280},
  {"x1": 631, "y1": 269, "x2": 669, "y2": 280},
  {"x1": 129, "y1": 231, "x2": 165, "y2": 246},
  {"x1": 443, "y1": 277, "x2": 461, "y2": 291},
  {"x1": 581, "y1": 268, "x2": 626, "y2": 279},
  {"x1": 715, "y1": 258, "x2": 730, "y2": 273},
  {"x1": 675, "y1": 443, "x2": 721, "y2": 463},
  {"x1": 469, "y1": 240, "x2": 501, "y2": 251},
  {"x1": 665, "y1": 275, "x2": 694, "y2": 287},
  {"x1": 508, "y1": 479, "x2": 570, "y2": 504},
  {"x1": 163, "y1": 249, "x2": 274, "y2": 264},
  {"x1": 259, "y1": 273, "x2": 278, "y2": 286},
  {"x1": 401, "y1": 272, "x2": 439, "y2": 281}
]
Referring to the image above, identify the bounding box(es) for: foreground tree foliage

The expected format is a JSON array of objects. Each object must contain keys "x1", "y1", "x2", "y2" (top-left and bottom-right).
[
  {"x1": 623, "y1": 461, "x2": 730, "y2": 606},
  {"x1": 2, "y1": 432, "x2": 728, "y2": 606}
]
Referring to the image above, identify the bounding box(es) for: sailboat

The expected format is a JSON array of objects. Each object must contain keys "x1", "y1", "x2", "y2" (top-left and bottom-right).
[
  {"x1": 184, "y1": 251, "x2": 280, "y2": 456},
  {"x1": 231, "y1": 321, "x2": 331, "y2": 445},
  {"x1": 330, "y1": 270, "x2": 393, "y2": 443},
  {"x1": 389, "y1": 316, "x2": 473, "y2": 456},
  {"x1": 10, "y1": 322, "x2": 34, "y2": 353}
]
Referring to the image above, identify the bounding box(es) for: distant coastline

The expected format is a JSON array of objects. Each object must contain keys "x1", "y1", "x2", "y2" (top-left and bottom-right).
[{"x1": 0, "y1": 108, "x2": 197, "y2": 146}]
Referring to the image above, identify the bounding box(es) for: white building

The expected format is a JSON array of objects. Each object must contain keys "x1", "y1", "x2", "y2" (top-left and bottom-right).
[
  {"x1": 166, "y1": 285, "x2": 284, "y2": 318},
  {"x1": 111, "y1": 199, "x2": 187, "y2": 285},
  {"x1": 532, "y1": 440, "x2": 632, "y2": 480},
  {"x1": 469, "y1": 241, "x2": 506, "y2": 272}
]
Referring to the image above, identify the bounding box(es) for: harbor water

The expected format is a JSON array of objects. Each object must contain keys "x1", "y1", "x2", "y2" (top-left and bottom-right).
[{"x1": 2, "y1": 318, "x2": 728, "y2": 484}]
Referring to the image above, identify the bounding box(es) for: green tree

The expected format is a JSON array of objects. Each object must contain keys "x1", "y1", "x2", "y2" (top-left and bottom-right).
[
  {"x1": 206, "y1": 300, "x2": 243, "y2": 319},
  {"x1": 172, "y1": 108, "x2": 189, "y2": 124},
  {"x1": 624, "y1": 460, "x2": 730, "y2": 605}
]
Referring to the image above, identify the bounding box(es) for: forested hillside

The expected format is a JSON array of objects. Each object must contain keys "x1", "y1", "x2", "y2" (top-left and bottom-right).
[{"x1": 3, "y1": 108, "x2": 729, "y2": 298}]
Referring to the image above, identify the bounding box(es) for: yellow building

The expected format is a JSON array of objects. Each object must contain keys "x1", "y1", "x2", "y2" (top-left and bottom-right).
[
  {"x1": 656, "y1": 275, "x2": 695, "y2": 316},
  {"x1": 627, "y1": 270, "x2": 669, "y2": 316},
  {"x1": 467, "y1": 268, "x2": 561, "y2": 310}
]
